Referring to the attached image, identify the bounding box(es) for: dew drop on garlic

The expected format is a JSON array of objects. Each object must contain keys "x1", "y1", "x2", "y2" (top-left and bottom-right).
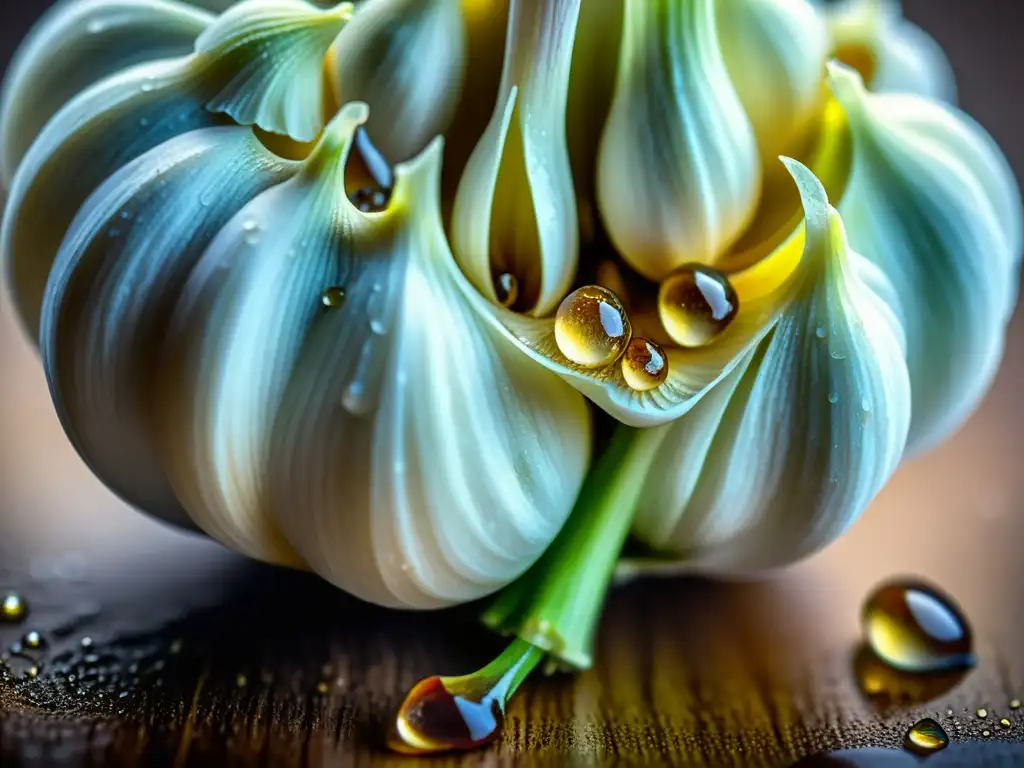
[
  {"x1": 1, "y1": 594, "x2": 27, "y2": 623},
  {"x1": 904, "y1": 718, "x2": 948, "y2": 756},
  {"x1": 554, "y1": 286, "x2": 631, "y2": 368},
  {"x1": 493, "y1": 273, "x2": 519, "y2": 309},
  {"x1": 621, "y1": 337, "x2": 668, "y2": 392},
  {"x1": 862, "y1": 580, "x2": 974, "y2": 673},
  {"x1": 658, "y1": 265, "x2": 738, "y2": 348},
  {"x1": 321, "y1": 286, "x2": 346, "y2": 308}
]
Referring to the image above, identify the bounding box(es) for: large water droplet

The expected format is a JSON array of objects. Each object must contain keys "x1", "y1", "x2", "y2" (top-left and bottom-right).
[
  {"x1": 658, "y1": 264, "x2": 738, "y2": 348},
  {"x1": 621, "y1": 337, "x2": 668, "y2": 392},
  {"x1": 904, "y1": 718, "x2": 948, "y2": 755},
  {"x1": 862, "y1": 580, "x2": 974, "y2": 673},
  {"x1": 554, "y1": 286, "x2": 631, "y2": 368},
  {"x1": 1, "y1": 594, "x2": 28, "y2": 623}
]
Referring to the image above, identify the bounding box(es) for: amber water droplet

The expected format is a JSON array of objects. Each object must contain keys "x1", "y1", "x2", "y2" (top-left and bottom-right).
[
  {"x1": 321, "y1": 286, "x2": 346, "y2": 308},
  {"x1": 862, "y1": 580, "x2": 974, "y2": 673},
  {"x1": 494, "y1": 273, "x2": 519, "y2": 309},
  {"x1": 389, "y1": 676, "x2": 503, "y2": 755},
  {"x1": 621, "y1": 337, "x2": 668, "y2": 392},
  {"x1": 1, "y1": 594, "x2": 27, "y2": 623},
  {"x1": 658, "y1": 264, "x2": 738, "y2": 348},
  {"x1": 904, "y1": 718, "x2": 948, "y2": 756},
  {"x1": 554, "y1": 286, "x2": 631, "y2": 368}
]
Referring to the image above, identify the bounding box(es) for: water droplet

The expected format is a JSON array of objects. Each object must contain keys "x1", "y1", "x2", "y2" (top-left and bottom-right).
[
  {"x1": 321, "y1": 286, "x2": 346, "y2": 308},
  {"x1": 904, "y1": 718, "x2": 948, "y2": 756},
  {"x1": 977, "y1": 708, "x2": 988, "y2": 719},
  {"x1": 658, "y1": 264, "x2": 738, "y2": 348},
  {"x1": 494, "y1": 273, "x2": 519, "y2": 309},
  {"x1": 1011, "y1": 699, "x2": 1021, "y2": 710},
  {"x1": 554, "y1": 285, "x2": 631, "y2": 368},
  {"x1": 946, "y1": 709, "x2": 954, "y2": 717},
  {"x1": 816, "y1": 327, "x2": 827, "y2": 339},
  {"x1": 236, "y1": 674, "x2": 248, "y2": 688},
  {"x1": 1, "y1": 594, "x2": 28, "y2": 623},
  {"x1": 87, "y1": 20, "x2": 106, "y2": 34},
  {"x1": 389, "y1": 676, "x2": 504, "y2": 755},
  {"x1": 25, "y1": 664, "x2": 41, "y2": 679},
  {"x1": 1000, "y1": 718, "x2": 1011, "y2": 729},
  {"x1": 316, "y1": 681, "x2": 330, "y2": 695},
  {"x1": 350, "y1": 185, "x2": 389, "y2": 213},
  {"x1": 621, "y1": 337, "x2": 668, "y2": 392},
  {"x1": 80, "y1": 636, "x2": 94, "y2": 649},
  {"x1": 861, "y1": 398, "x2": 871, "y2": 412},
  {"x1": 22, "y1": 631, "x2": 44, "y2": 650},
  {"x1": 828, "y1": 392, "x2": 839, "y2": 404},
  {"x1": 370, "y1": 318, "x2": 386, "y2": 335},
  {"x1": 138, "y1": 118, "x2": 149, "y2": 128},
  {"x1": 862, "y1": 580, "x2": 974, "y2": 673},
  {"x1": 983, "y1": 729, "x2": 991, "y2": 737}
]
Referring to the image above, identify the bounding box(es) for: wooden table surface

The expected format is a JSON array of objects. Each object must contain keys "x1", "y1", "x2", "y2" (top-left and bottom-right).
[{"x1": 3, "y1": 1, "x2": 1024, "y2": 766}]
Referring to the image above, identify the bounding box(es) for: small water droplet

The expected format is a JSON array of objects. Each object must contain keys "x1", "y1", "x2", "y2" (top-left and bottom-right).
[
  {"x1": 350, "y1": 185, "x2": 389, "y2": 213},
  {"x1": 22, "y1": 631, "x2": 44, "y2": 650},
  {"x1": 1000, "y1": 718, "x2": 1011, "y2": 729},
  {"x1": 80, "y1": 636, "x2": 94, "y2": 649},
  {"x1": 236, "y1": 674, "x2": 248, "y2": 688},
  {"x1": 977, "y1": 708, "x2": 988, "y2": 719},
  {"x1": 816, "y1": 327, "x2": 827, "y2": 339},
  {"x1": 621, "y1": 337, "x2": 668, "y2": 392},
  {"x1": 316, "y1": 681, "x2": 330, "y2": 695},
  {"x1": 25, "y1": 664, "x2": 41, "y2": 679},
  {"x1": 861, "y1": 398, "x2": 871, "y2": 412},
  {"x1": 370, "y1": 318, "x2": 386, "y2": 335},
  {"x1": 1, "y1": 594, "x2": 28, "y2": 623},
  {"x1": 87, "y1": 20, "x2": 106, "y2": 34},
  {"x1": 494, "y1": 273, "x2": 519, "y2": 309},
  {"x1": 983, "y1": 729, "x2": 991, "y2": 737},
  {"x1": 554, "y1": 285, "x2": 631, "y2": 368},
  {"x1": 242, "y1": 219, "x2": 259, "y2": 232},
  {"x1": 321, "y1": 286, "x2": 346, "y2": 308},
  {"x1": 946, "y1": 708, "x2": 954, "y2": 717},
  {"x1": 904, "y1": 718, "x2": 948, "y2": 756},
  {"x1": 861, "y1": 580, "x2": 974, "y2": 673},
  {"x1": 658, "y1": 264, "x2": 738, "y2": 348},
  {"x1": 1011, "y1": 698, "x2": 1021, "y2": 710},
  {"x1": 828, "y1": 392, "x2": 839, "y2": 404}
]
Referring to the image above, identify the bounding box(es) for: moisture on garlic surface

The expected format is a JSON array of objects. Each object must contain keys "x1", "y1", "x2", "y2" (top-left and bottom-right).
[{"x1": 0, "y1": 0, "x2": 1019, "y2": 756}]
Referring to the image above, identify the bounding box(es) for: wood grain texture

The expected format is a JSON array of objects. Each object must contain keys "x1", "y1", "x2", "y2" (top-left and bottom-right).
[{"x1": 3, "y1": 1, "x2": 1024, "y2": 766}]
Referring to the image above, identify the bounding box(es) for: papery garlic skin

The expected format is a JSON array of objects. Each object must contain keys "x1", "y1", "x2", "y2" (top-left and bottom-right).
[
  {"x1": 1, "y1": 0, "x2": 351, "y2": 343},
  {"x1": 452, "y1": 0, "x2": 581, "y2": 317},
  {"x1": 40, "y1": 128, "x2": 297, "y2": 531},
  {"x1": 270, "y1": 135, "x2": 592, "y2": 608},
  {"x1": 718, "y1": 0, "x2": 828, "y2": 161},
  {"x1": 329, "y1": 0, "x2": 466, "y2": 164},
  {"x1": 821, "y1": 0, "x2": 956, "y2": 103},
  {"x1": 597, "y1": 0, "x2": 761, "y2": 281},
  {"x1": 632, "y1": 160, "x2": 910, "y2": 570},
  {"x1": 831, "y1": 64, "x2": 1022, "y2": 454},
  {"x1": 0, "y1": 0, "x2": 213, "y2": 188}
]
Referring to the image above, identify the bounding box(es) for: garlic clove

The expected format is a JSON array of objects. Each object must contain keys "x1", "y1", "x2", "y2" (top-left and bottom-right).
[
  {"x1": 451, "y1": 0, "x2": 581, "y2": 317},
  {"x1": 269, "y1": 135, "x2": 592, "y2": 609},
  {"x1": 830, "y1": 63, "x2": 1021, "y2": 454},
  {"x1": 822, "y1": 0, "x2": 956, "y2": 103},
  {"x1": 328, "y1": 0, "x2": 466, "y2": 165},
  {"x1": 0, "y1": 0, "x2": 213, "y2": 189},
  {"x1": 39, "y1": 127, "x2": 298, "y2": 531},
  {"x1": 596, "y1": 0, "x2": 761, "y2": 281},
  {"x1": 718, "y1": 0, "x2": 828, "y2": 163},
  {"x1": 632, "y1": 159, "x2": 911, "y2": 571},
  {"x1": 155, "y1": 103, "x2": 370, "y2": 566},
  {"x1": 1, "y1": 0, "x2": 351, "y2": 343}
]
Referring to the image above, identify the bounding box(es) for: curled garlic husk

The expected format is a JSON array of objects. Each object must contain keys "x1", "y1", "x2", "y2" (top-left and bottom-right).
[
  {"x1": 451, "y1": 0, "x2": 581, "y2": 317},
  {"x1": 820, "y1": 0, "x2": 956, "y2": 102},
  {"x1": 328, "y1": 0, "x2": 466, "y2": 165},
  {"x1": 718, "y1": 0, "x2": 828, "y2": 161},
  {"x1": 597, "y1": 0, "x2": 761, "y2": 281},
  {"x1": 631, "y1": 160, "x2": 910, "y2": 570},
  {"x1": 2, "y1": 0, "x2": 351, "y2": 341},
  {"x1": 829, "y1": 63, "x2": 1022, "y2": 453}
]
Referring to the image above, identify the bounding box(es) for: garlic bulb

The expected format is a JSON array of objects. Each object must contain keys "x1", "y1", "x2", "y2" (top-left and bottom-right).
[
  {"x1": 597, "y1": 0, "x2": 761, "y2": 280},
  {"x1": 830, "y1": 63, "x2": 1022, "y2": 453},
  {"x1": 718, "y1": 0, "x2": 828, "y2": 161},
  {"x1": 328, "y1": 0, "x2": 466, "y2": 165},
  {"x1": 452, "y1": 0, "x2": 581, "y2": 317},
  {"x1": 820, "y1": 0, "x2": 956, "y2": 102},
  {"x1": 632, "y1": 159, "x2": 910, "y2": 570},
  {"x1": 0, "y1": 0, "x2": 213, "y2": 187}
]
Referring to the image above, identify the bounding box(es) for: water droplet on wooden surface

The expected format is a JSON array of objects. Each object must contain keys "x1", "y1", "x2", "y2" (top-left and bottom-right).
[
  {"x1": 904, "y1": 718, "x2": 948, "y2": 755},
  {"x1": 389, "y1": 675, "x2": 503, "y2": 755}
]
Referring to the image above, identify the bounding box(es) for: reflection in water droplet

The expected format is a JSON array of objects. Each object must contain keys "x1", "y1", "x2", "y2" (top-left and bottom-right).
[
  {"x1": 904, "y1": 718, "x2": 948, "y2": 755},
  {"x1": 862, "y1": 580, "x2": 974, "y2": 673},
  {"x1": 658, "y1": 264, "x2": 738, "y2": 348},
  {"x1": 621, "y1": 337, "x2": 668, "y2": 392},
  {"x1": 321, "y1": 286, "x2": 346, "y2": 308},
  {"x1": 1, "y1": 594, "x2": 28, "y2": 623},
  {"x1": 494, "y1": 273, "x2": 519, "y2": 309},
  {"x1": 554, "y1": 286, "x2": 631, "y2": 368},
  {"x1": 22, "y1": 631, "x2": 44, "y2": 650}
]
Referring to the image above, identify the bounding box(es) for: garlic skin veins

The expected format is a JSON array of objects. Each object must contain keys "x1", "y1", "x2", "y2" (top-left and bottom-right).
[
  {"x1": 1, "y1": 0, "x2": 352, "y2": 343},
  {"x1": 821, "y1": 0, "x2": 956, "y2": 103},
  {"x1": 0, "y1": 0, "x2": 213, "y2": 187},
  {"x1": 328, "y1": 0, "x2": 466, "y2": 165},
  {"x1": 597, "y1": 0, "x2": 761, "y2": 281},
  {"x1": 451, "y1": 0, "x2": 581, "y2": 317},
  {"x1": 830, "y1": 63, "x2": 1022, "y2": 454},
  {"x1": 632, "y1": 159, "x2": 911, "y2": 572},
  {"x1": 718, "y1": 0, "x2": 828, "y2": 162}
]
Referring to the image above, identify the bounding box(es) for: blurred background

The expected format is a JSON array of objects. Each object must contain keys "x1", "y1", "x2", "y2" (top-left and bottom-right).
[{"x1": 1, "y1": 1, "x2": 1024, "y2": 763}]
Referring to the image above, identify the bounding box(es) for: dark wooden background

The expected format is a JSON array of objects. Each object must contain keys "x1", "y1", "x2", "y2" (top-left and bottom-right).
[{"x1": 3, "y1": 1, "x2": 1024, "y2": 766}]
